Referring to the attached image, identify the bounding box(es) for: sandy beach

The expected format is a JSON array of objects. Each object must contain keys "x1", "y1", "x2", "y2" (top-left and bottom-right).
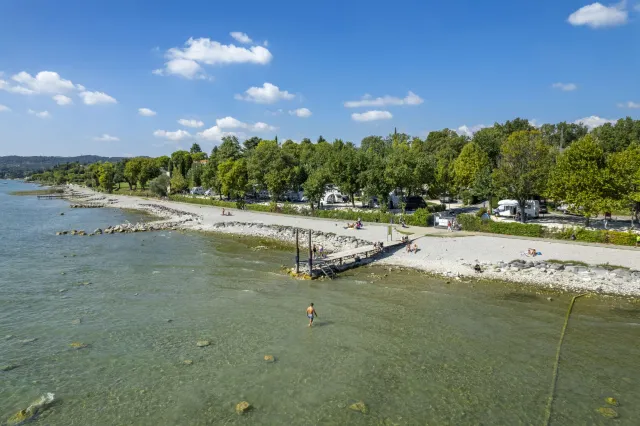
[{"x1": 65, "y1": 186, "x2": 640, "y2": 296}]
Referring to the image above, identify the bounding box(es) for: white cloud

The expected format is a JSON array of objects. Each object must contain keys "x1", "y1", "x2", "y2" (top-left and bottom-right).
[
  {"x1": 529, "y1": 119, "x2": 542, "y2": 128},
  {"x1": 11, "y1": 71, "x2": 79, "y2": 94},
  {"x1": 157, "y1": 37, "x2": 272, "y2": 79},
  {"x1": 196, "y1": 126, "x2": 239, "y2": 142},
  {"x1": 28, "y1": 109, "x2": 51, "y2": 119},
  {"x1": 138, "y1": 107, "x2": 157, "y2": 116},
  {"x1": 289, "y1": 107, "x2": 312, "y2": 118},
  {"x1": 266, "y1": 109, "x2": 284, "y2": 116},
  {"x1": 234, "y1": 82, "x2": 295, "y2": 104},
  {"x1": 216, "y1": 116, "x2": 276, "y2": 132},
  {"x1": 617, "y1": 101, "x2": 640, "y2": 109},
  {"x1": 230, "y1": 32, "x2": 253, "y2": 44},
  {"x1": 153, "y1": 129, "x2": 192, "y2": 141},
  {"x1": 53, "y1": 94, "x2": 73, "y2": 106},
  {"x1": 456, "y1": 124, "x2": 487, "y2": 137},
  {"x1": 0, "y1": 80, "x2": 36, "y2": 95},
  {"x1": 0, "y1": 104, "x2": 11, "y2": 112},
  {"x1": 94, "y1": 134, "x2": 120, "y2": 142},
  {"x1": 178, "y1": 118, "x2": 204, "y2": 128},
  {"x1": 344, "y1": 91, "x2": 423, "y2": 108},
  {"x1": 351, "y1": 110, "x2": 393, "y2": 122},
  {"x1": 574, "y1": 115, "x2": 616, "y2": 129},
  {"x1": 568, "y1": 2, "x2": 628, "y2": 28},
  {"x1": 79, "y1": 91, "x2": 117, "y2": 105},
  {"x1": 552, "y1": 82, "x2": 578, "y2": 91}
]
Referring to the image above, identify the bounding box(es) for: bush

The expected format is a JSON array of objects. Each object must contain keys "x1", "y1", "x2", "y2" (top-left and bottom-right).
[
  {"x1": 458, "y1": 214, "x2": 638, "y2": 247},
  {"x1": 405, "y1": 208, "x2": 432, "y2": 226},
  {"x1": 475, "y1": 207, "x2": 488, "y2": 218},
  {"x1": 148, "y1": 174, "x2": 170, "y2": 197}
]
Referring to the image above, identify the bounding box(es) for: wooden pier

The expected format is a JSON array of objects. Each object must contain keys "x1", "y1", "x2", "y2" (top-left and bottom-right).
[{"x1": 293, "y1": 228, "x2": 406, "y2": 279}]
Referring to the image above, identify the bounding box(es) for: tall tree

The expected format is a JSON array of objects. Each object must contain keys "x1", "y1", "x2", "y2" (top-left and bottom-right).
[
  {"x1": 98, "y1": 162, "x2": 115, "y2": 193},
  {"x1": 217, "y1": 136, "x2": 242, "y2": 162},
  {"x1": 493, "y1": 130, "x2": 552, "y2": 222},
  {"x1": 472, "y1": 127, "x2": 503, "y2": 167},
  {"x1": 190, "y1": 143, "x2": 202, "y2": 154},
  {"x1": 124, "y1": 158, "x2": 142, "y2": 190},
  {"x1": 138, "y1": 158, "x2": 160, "y2": 189},
  {"x1": 547, "y1": 135, "x2": 609, "y2": 225},
  {"x1": 170, "y1": 151, "x2": 193, "y2": 177},
  {"x1": 607, "y1": 143, "x2": 640, "y2": 225},
  {"x1": 453, "y1": 142, "x2": 489, "y2": 192}
]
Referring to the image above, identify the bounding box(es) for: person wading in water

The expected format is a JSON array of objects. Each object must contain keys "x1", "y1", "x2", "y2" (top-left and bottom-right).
[{"x1": 306, "y1": 303, "x2": 318, "y2": 327}]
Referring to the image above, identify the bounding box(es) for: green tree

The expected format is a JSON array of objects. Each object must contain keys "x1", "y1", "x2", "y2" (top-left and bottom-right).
[
  {"x1": 170, "y1": 150, "x2": 193, "y2": 177},
  {"x1": 243, "y1": 136, "x2": 261, "y2": 153},
  {"x1": 218, "y1": 158, "x2": 248, "y2": 201},
  {"x1": 472, "y1": 127, "x2": 503, "y2": 167},
  {"x1": 190, "y1": 143, "x2": 202, "y2": 154},
  {"x1": 547, "y1": 135, "x2": 609, "y2": 225},
  {"x1": 607, "y1": 143, "x2": 640, "y2": 225},
  {"x1": 247, "y1": 140, "x2": 295, "y2": 201},
  {"x1": 453, "y1": 142, "x2": 489, "y2": 192},
  {"x1": 114, "y1": 160, "x2": 126, "y2": 190},
  {"x1": 493, "y1": 130, "x2": 552, "y2": 222},
  {"x1": 496, "y1": 117, "x2": 535, "y2": 136},
  {"x1": 155, "y1": 155, "x2": 170, "y2": 170},
  {"x1": 218, "y1": 136, "x2": 242, "y2": 162},
  {"x1": 124, "y1": 158, "x2": 141, "y2": 189},
  {"x1": 187, "y1": 162, "x2": 204, "y2": 187},
  {"x1": 331, "y1": 141, "x2": 362, "y2": 207},
  {"x1": 192, "y1": 152, "x2": 207, "y2": 161},
  {"x1": 169, "y1": 169, "x2": 188, "y2": 194},
  {"x1": 139, "y1": 158, "x2": 160, "y2": 189},
  {"x1": 98, "y1": 162, "x2": 115, "y2": 193},
  {"x1": 302, "y1": 168, "x2": 329, "y2": 210}
]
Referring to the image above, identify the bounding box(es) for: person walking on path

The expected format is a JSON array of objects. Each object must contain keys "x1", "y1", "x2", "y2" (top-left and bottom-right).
[
  {"x1": 306, "y1": 303, "x2": 318, "y2": 327},
  {"x1": 447, "y1": 220, "x2": 452, "y2": 232}
]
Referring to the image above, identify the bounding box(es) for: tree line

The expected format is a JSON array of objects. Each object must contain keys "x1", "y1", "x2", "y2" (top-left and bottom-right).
[{"x1": 29, "y1": 116, "x2": 640, "y2": 224}]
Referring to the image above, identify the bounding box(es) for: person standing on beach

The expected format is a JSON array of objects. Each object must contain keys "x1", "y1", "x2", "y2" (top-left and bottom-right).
[
  {"x1": 312, "y1": 244, "x2": 317, "y2": 258},
  {"x1": 306, "y1": 303, "x2": 318, "y2": 327}
]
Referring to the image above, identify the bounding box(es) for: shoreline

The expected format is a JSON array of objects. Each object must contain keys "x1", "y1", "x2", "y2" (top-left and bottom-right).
[{"x1": 57, "y1": 185, "x2": 640, "y2": 297}]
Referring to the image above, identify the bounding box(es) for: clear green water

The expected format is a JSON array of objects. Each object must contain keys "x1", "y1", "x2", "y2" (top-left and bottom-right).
[{"x1": 1, "y1": 180, "x2": 639, "y2": 425}]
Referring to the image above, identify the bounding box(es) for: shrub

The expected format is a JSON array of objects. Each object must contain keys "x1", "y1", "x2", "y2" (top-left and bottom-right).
[
  {"x1": 475, "y1": 207, "x2": 488, "y2": 218},
  {"x1": 405, "y1": 208, "x2": 432, "y2": 226},
  {"x1": 148, "y1": 174, "x2": 170, "y2": 197}
]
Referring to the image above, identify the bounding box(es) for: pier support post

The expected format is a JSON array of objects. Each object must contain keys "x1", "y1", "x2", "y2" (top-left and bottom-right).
[
  {"x1": 308, "y1": 230, "x2": 313, "y2": 275},
  {"x1": 295, "y1": 229, "x2": 300, "y2": 274}
]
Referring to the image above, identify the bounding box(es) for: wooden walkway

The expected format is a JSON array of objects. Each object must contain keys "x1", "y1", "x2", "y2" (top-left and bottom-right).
[{"x1": 302, "y1": 240, "x2": 406, "y2": 279}]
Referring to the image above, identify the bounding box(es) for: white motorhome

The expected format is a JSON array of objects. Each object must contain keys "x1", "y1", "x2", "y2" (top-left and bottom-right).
[
  {"x1": 493, "y1": 200, "x2": 540, "y2": 219},
  {"x1": 320, "y1": 189, "x2": 347, "y2": 206}
]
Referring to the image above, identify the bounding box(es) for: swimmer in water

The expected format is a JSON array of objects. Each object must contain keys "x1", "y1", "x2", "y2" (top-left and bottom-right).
[{"x1": 306, "y1": 303, "x2": 318, "y2": 327}]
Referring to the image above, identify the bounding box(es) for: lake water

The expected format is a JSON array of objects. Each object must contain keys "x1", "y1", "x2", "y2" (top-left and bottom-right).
[{"x1": 1, "y1": 179, "x2": 639, "y2": 425}]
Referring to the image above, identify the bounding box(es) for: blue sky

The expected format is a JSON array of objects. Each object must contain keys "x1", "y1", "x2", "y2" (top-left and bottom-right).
[{"x1": 1, "y1": 0, "x2": 639, "y2": 156}]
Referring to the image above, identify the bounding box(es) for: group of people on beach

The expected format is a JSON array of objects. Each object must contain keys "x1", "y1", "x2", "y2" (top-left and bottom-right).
[
  {"x1": 373, "y1": 241, "x2": 384, "y2": 252},
  {"x1": 345, "y1": 219, "x2": 363, "y2": 230},
  {"x1": 220, "y1": 208, "x2": 232, "y2": 216},
  {"x1": 401, "y1": 236, "x2": 418, "y2": 253}
]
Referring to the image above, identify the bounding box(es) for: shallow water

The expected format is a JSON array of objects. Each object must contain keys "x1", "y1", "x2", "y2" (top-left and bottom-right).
[{"x1": 1, "y1": 180, "x2": 639, "y2": 425}]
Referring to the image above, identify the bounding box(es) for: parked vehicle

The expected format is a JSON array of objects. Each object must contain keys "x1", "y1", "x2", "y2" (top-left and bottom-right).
[
  {"x1": 190, "y1": 187, "x2": 205, "y2": 195},
  {"x1": 493, "y1": 200, "x2": 540, "y2": 219},
  {"x1": 404, "y1": 196, "x2": 427, "y2": 211},
  {"x1": 435, "y1": 212, "x2": 456, "y2": 228},
  {"x1": 361, "y1": 196, "x2": 380, "y2": 208},
  {"x1": 204, "y1": 188, "x2": 213, "y2": 197},
  {"x1": 320, "y1": 190, "x2": 347, "y2": 206}
]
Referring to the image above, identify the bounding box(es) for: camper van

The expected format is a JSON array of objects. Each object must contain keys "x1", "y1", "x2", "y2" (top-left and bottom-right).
[{"x1": 493, "y1": 200, "x2": 540, "y2": 219}]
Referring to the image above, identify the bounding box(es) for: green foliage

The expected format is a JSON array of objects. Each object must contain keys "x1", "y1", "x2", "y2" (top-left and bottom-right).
[
  {"x1": 190, "y1": 143, "x2": 202, "y2": 154},
  {"x1": 169, "y1": 170, "x2": 188, "y2": 194},
  {"x1": 170, "y1": 150, "x2": 192, "y2": 177},
  {"x1": 493, "y1": 130, "x2": 552, "y2": 222},
  {"x1": 458, "y1": 214, "x2": 637, "y2": 246},
  {"x1": 138, "y1": 158, "x2": 160, "y2": 189},
  {"x1": 454, "y1": 142, "x2": 489, "y2": 191},
  {"x1": 148, "y1": 174, "x2": 170, "y2": 197},
  {"x1": 547, "y1": 135, "x2": 608, "y2": 222},
  {"x1": 98, "y1": 162, "x2": 115, "y2": 193}
]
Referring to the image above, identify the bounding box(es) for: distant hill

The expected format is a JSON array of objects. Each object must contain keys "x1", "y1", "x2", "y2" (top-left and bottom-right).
[{"x1": 0, "y1": 155, "x2": 126, "y2": 178}]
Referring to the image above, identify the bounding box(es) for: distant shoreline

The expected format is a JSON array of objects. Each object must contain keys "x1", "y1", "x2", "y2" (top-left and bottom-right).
[{"x1": 41, "y1": 184, "x2": 640, "y2": 297}]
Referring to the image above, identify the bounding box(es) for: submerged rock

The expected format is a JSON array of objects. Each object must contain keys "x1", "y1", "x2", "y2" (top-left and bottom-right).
[
  {"x1": 71, "y1": 318, "x2": 81, "y2": 325},
  {"x1": 349, "y1": 401, "x2": 368, "y2": 414},
  {"x1": 605, "y1": 397, "x2": 619, "y2": 406},
  {"x1": 235, "y1": 401, "x2": 251, "y2": 414},
  {"x1": 70, "y1": 342, "x2": 89, "y2": 350},
  {"x1": 196, "y1": 340, "x2": 211, "y2": 347},
  {"x1": 183, "y1": 360, "x2": 193, "y2": 366},
  {"x1": 596, "y1": 407, "x2": 618, "y2": 418},
  {"x1": 264, "y1": 355, "x2": 275, "y2": 362},
  {"x1": 20, "y1": 338, "x2": 37, "y2": 344},
  {"x1": 5, "y1": 393, "x2": 55, "y2": 426},
  {"x1": 1, "y1": 364, "x2": 19, "y2": 372}
]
